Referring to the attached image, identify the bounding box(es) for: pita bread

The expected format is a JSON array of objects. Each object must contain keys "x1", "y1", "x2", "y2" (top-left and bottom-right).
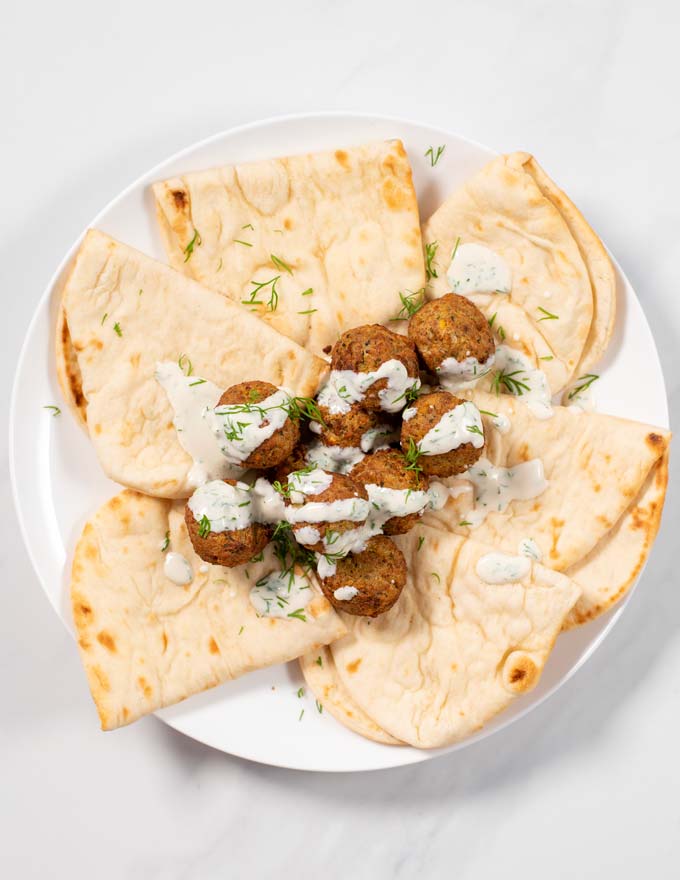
[
  {"x1": 515, "y1": 153, "x2": 616, "y2": 374},
  {"x1": 71, "y1": 490, "x2": 346, "y2": 730},
  {"x1": 422, "y1": 152, "x2": 596, "y2": 393},
  {"x1": 299, "y1": 646, "x2": 402, "y2": 746},
  {"x1": 329, "y1": 528, "x2": 580, "y2": 749},
  {"x1": 60, "y1": 229, "x2": 326, "y2": 498},
  {"x1": 565, "y1": 451, "x2": 669, "y2": 627},
  {"x1": 423, "y1": 390, "x2": 670, "y2": 573},
  {"x1": 152, "y1": 140, "x2": 425, "y2": 356}
]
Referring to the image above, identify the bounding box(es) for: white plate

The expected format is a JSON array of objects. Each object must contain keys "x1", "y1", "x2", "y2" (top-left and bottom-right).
[{"x1": 10, "y1": 113, "x2": 669, "y2": 772}]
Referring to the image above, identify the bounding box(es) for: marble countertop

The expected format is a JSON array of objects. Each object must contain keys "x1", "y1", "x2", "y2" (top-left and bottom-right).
[{"x1": 2, "y1": 1, "x2": 678, "y2": 877}]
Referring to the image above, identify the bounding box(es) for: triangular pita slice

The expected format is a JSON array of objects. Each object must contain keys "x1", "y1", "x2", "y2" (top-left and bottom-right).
[
  {"x1": 329, "y1": 528, "x2": 580, "y2": 749},
  {"x1": 565, "y1": 451, "x2": 669, "y2": 627},
  {"x1": 60, "y1": 230, "x2": 326, "y2": 498},
  {"x1": 422, "y1": 152, "x2": 597, "y2": 392},
  {"x1": 516, "y1": 153, "x2": 616, "y2": 374},
  {"x1": 152, "y1": 140, "x2": 425, "y2": 356},
  {"x1": 423, "y1": 390, "x2": 670, "y2": 573},
  {"x1": 71, "y1": 490, "x2": 346, "y2": 730},
  {"x1": 299, "y1": 646, "x2": 402, "y2": 746}
]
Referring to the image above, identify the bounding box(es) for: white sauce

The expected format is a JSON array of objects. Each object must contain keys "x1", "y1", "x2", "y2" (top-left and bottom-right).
[
  {"x1": 155, "y1": 362, "x2": 240, "y2": 486},
  {"x1": 360, "y1": 424, "x2": 399, "y2": 452},
  {"x1": 493, "y1": 345, "x2": 553, "y2": 420},
  {"x1": 519, "y1": 537, "x2": 542, "y2": 561},
  {"x1": 249, "y1": 569, "x2": 313, "y2": 619},
  {"x1": 287, "y1": 468, "x2": 333, "y2": 500},
  {"x1": 447, "y1": 243, "x2": 512, "y2": 295},
  {"x1": 333, "y1": 586, "x2": 359, "y2": 601},
  {"x1": 418, "y1": 401, "x2": 485, "y2": 456},
  {"x1": 251, "y1": 477, "x2": 288, "y2": 523},
  {"x1": 316, "y1": 553, "x2": 338, "y2": 578},
  {"x1": 490, "y1": 412, "x2": 511, "y2": 434},
  {"x1": 476, "y1": 552, "x2": 531, "y2": 584},
  {"x1": 164, "y1": 551, "x2": 193, "y2": 585},
  {"x1": 187, "y1": 480, "x2": 253, "y2": 532},
  {"x1": 287, "y1": 496, "x2": 370, "y2": 525},
  {"x1": 208, "y1": 388, "x2": 292, "y2": 465},
  {"x1": 402, "y1": 407, "x2": 417, "y2": 421},
  {"x1": 464, "y1": 456, "x2": 548, "y2": 527},
  {"x1": 305, "y1": 440, "x2": 364, "y2": 474},
  {"x1": 295, "y1": 526, "x2": 321, "y2": 546},
  {"x1": 317, "y1": 359, "x2": 420, "y2": 415},
  {"x1": 437, "y1": 353, "x2": 495, "y2": 392}
]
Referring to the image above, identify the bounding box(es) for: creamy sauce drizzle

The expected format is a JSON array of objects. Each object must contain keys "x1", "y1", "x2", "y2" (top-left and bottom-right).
[
  {"x1": 418, "y1": 401, "x2": 484, "y2": 455},
  {"x1": 437, "y1": 353, "x2": 495, "y2": 392},
  {"x1": 463, "y1": 456, "x2": 548, "y2": 527},
  {"x1": 208, "y1": 388, "x2": 292, "y2": 464},
  {"x1": 155, "y1": 362, "x2": 240, "y2": 486},
  {"x1": 476, "y1": 552, "x2": 531, "y2": 584},
  {"x1": 333, "y1": 586, "x2": 359, "y2": 601},
  {"x1": 249, "y1": 569, "x2": 313, "y2": 619},
  {"x1": 490, "y1": 413, "x2": 511, "y2": 434},
  {"x1": 447, "y1": 243, "x2": 512, "y2": 295},
  {"x1": 317, "y1": 359, "x2": 420, "y2": 415},
  {"x1": 493, "y1": 345, "x2": 553, "y2": 420},
  {"x1": 305, "y1": 440, "x2": 364, "y2": 474},
  {"x1": 164, "y1": 552, "x2": 193, "y2": 585},
  {"x1": 188, "y1": 480, "x2": 253, "y2": 531}
]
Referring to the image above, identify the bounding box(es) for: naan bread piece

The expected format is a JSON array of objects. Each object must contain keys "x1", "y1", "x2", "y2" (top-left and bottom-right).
[
  {"x1": 152, "y1": 140, "x2": 425, "y2": 356},
  {"x1": 423, "y1": 390, "x2": 670, "y2": 572},
  {"x1": 55, "y1": 305, "x2": 87, "y2": 428},
  {"x1": 330, "y1": 528, "x2": 580, "y2": 749},
  {"x1": 71, "y1": 490, "x2": 346, "y2": 730},
  {"x1": 565, "y1": 451, "x2": 669, "y2": 627},
  {"x1": 515, "y1": 153, "x2": 616, "y2": 374},
  {"x1": 422, "y1": 152, "x2": 595, "y2": 393},
  {"x1": 60, "y1": 229, "x2": 325, "y2": 498},
  {"x1": 299, "y1": 646, "x2": 403, "y2": 746}
]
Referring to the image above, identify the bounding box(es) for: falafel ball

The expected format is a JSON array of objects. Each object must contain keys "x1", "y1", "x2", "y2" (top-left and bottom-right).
[
  {"x1": 289, "y1": 472, "x2": 369, "y2": 552},
  {"x1": 330, "y1": 324, "x2": 419, "y2": 411},
  {"x1": 351, "y1": 448, "x2": 428, "y2": 535},
  {"x1": 400, "y1": 390, "x2": 484, "y2": 478},
  {"x1": 319, "y1": 536, "x2": 407, "y2": 617},
  {"x1": 408, "y1": 293, "x2": 495, "y2": 377},
  {"x1": 313, "y1": 403, "x2": 381, "y2": 449},
  {"x1": 184, "y1": 480, "x2": 271, "y2": 567},
  {"x1": 218, "y1": 380, "x2": 300, "y2": 469}
]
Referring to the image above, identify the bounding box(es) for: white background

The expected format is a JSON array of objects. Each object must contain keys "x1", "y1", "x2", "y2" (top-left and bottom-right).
[{"x1": 2, "y1": 1, "x2": 678, "y2": 877}]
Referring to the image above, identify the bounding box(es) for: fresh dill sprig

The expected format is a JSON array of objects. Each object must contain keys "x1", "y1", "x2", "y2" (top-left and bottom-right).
[
  {"x1": 270, "y1": 254, "x2": 293, "y2": 275},
  {"x1": 316, "y1": 700, "x2": 323, "y2": 714},
  {"x1": 233, "y1": 239, "x2": 253, "y2": 247},
  {"x1": 189, "y1": 379, "x2": 206, "y2": 387},
  {"x1": 43, "y1": 405, "x2": 61, "y2": 417},
  {"x1": 241, "y1": 223, "x2": 254, "y2": 231},
  {"x1": 431, "y1": 572, "x2": 441, "y2": 583},
  {"x1": 183, "y1": 228, "x2": 202, "y2": 262},
  {"x1": 478, "y1": 409, "x2": 499, "y2": 418},
  {"x1": 101, "y1": 313, "x2": 108, "y2": 325},
  {"x1": 403, "y1": 438, "x2": 423, "y2": 477},
  {"x1": 315, "y1": 655, "x2": 323, "y2": 667},
  {"x1": 288, "y1": 608, "x2": 307, "y2": 622},
  {"x1": 241, "y1": 276, "x2": 281, "y2": 311},
  {"x1": 467, "y1": 424, "x2": 484, "y2": 436},
  {"x1": 178, "y1": 353, "x2": 193, "y2": 376},
  {"x1": 425, "y1": 145, "x2": 446, "y2": 166},
  {"x1": 568, "y1": 373, "x2": 599, "y2": 399},
  {"x1": 450, "y1": 236, "x2": 461, "y2": 262},
  {"x1": 160, "y1": 531, "x2": 170, "y2": 552},
  {"x1": 198, "y1": 515, "x2": 211, "y2": 538},
  {"x1": 300, "y1": 287, "x2": 314, "y2": 297},
  {"x1": 417, "y1": 535, "x2": 425, "y2": 552},
  {"x1": 537, "y1": 306, "x2": 559, "y2": 321},
  {"x1": 298, "y1": 308, "x2": 317, "y2": 315},
  {"x1": 113, "y1": 322, "x2": 122, "y2": 337},
  {"x1": 392, "y1": 382, "x2": 421, "y2": 406},
  {"x1": 390, "y1": 287, "x2": 426, "y2": 322},
  {"x1": 491, "y1": 369, "x2": 531, "y2": 396},
  {"x1": 425, "y1": 241, "x2": 439, "y2": 281}
]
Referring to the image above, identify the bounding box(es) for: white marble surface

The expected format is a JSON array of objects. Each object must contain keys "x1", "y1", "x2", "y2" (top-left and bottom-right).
[{"x1": 2, "y1": 1, "x2": 678, "y2": 877}]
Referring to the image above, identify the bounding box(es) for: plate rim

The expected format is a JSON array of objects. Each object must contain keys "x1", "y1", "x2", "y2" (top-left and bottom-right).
[{"x1": 9, "y1": 110, "x2": 670, "y2": 772}]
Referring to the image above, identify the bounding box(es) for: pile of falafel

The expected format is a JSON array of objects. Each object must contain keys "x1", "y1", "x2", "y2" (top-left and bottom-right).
[{"x1": 185, "y1": 292, "x2": 497, "y2": 618}]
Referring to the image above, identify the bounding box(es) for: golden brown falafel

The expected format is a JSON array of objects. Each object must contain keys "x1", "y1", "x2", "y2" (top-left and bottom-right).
[
  {"x1": 351, "y1": 448, "x2": 428, "y2": 535},
  {"x1": 400, "y1": 390, "x2": 484, "y2": 478},
  {"x1": 408, "y1": 293, "x2": 495, "y2": 374},
  {"x1": 313, "y1": 403, "x2": 381, "y2": 448},
  {"x1": 319, "y1": 536, "x2": 407, "y2": 617},
  {"x1": 290, "y1": 472, "x2": 369, "y2": 552},
  {"x1": 218, "y1": 380, "x2": 300, "y2": 469}
]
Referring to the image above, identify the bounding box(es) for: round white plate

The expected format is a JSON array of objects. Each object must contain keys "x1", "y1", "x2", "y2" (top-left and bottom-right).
[{"x1": 10, "y1": 113, "x2": 669, "y2": 772}]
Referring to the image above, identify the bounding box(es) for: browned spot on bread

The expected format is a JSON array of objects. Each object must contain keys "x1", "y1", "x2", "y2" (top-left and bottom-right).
[
  {"x1": 503, "y1": 653, "x2": 538, "y2": 693},
  {"x1": 646, "y1": 432, "x2": 664, "y2": 450},
  {"x1": 172, "y1": 189, "x2": 187, "y2": 210},
  {"x1": 84, "y1": 543, "x2": 97, "y2": 560},
  {"x1": 122, "y1": 707, "x2": 130, "y2": 721},
  {"x1": 382, "y1": 178, "x2": 409, "y2": 211},
  {"x1": 93, "y1": 423, "x2": 102, "y2": 435},
  {"x1": 549, "y1": 517, "x2": 565, "y2": 560},
  {"x1": 137, "y1": 676, "x2": 153, "y2": 699},
  {"x1": 97, "y1": 631, "x2": 116, "y2": 652},
  {"x1": 597, "y1": 515, "x2": 612, "y2": 529},
  {"x1": 78, "y1": 638, "x2": 91, "y2": 650},
  {"x1": 93, "y1": 339, "x2": 103, "y2": 351},
  {"x1": 73, "y1": 597, "x2": 94, "y2": 627},
  {"x1": 209, "y1": 637, "x2": 220, "y2": 654},
  {"x1": 130, "y1": 353, "x2": 140, "y2": 368},
  {"x1": 284, "y1": 217, "x2": 293, "y2": 230},
  {"x1": 161, "y1": 631, "x2": 168, "y2": 653},
  {"x1": 109, "y1": 496, "x2": 121, "y2": 510},
  {"x1": 334, "y1": 149, "x2": 350, "y2": 168},
  {"x1": 120, "y1": 514, "x2": 130, "y2": 528},
  {"x1": 323, "y1": 345, "x2": 332, "y2": 355},
  {"x1": 346, "y1": 658, "x2": 362, "y2": 674},
  {"x1": 451, "y1": 663, "x2": 458, "y2": 671},
  {"x1": 594, "y1": 483, "x2": 601, "y2": 492}
]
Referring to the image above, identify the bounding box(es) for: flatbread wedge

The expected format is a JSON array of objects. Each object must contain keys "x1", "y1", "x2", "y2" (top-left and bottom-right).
[
  {"x1": 329, "y1": 528, "x2": 580, "y2": 749},
  {"x1": 60, "y1": 229, "x2": 326, "y2": 498},
  {"x1": 71, "y1": 490, "x2": 346, "y2": 730},
  {"x1": 423, "y1": 390, "x2": 670, "y2": 576},
  {"x1": 422, "y1": 152, "x2": 597, "y2": 393},
  {"x1": 299, "y1": 646, "x2": 403, "y2": 746},
  {"x1": 152, "y1": 140, "x2": 425, "y2": 356}
]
